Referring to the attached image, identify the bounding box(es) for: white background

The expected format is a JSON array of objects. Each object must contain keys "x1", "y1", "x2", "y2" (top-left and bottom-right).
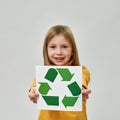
[{"x1": 0, "y1": 0, "x2": 120, "y2": 120}]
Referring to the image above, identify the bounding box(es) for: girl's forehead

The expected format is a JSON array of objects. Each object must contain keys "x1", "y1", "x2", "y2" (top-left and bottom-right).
[{"x1": 48, "y1": 34, "x2": 70, "y2": 43}]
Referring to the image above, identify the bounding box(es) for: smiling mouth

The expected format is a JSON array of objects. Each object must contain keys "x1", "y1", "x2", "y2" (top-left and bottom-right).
[{"x1": 54, "y1": 57, "x2": 65, "y2": 62}]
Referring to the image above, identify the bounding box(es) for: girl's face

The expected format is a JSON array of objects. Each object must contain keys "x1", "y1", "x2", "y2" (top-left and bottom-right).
[{"x1": 47, "y1": 34, "x2": 73, "y2": 66}]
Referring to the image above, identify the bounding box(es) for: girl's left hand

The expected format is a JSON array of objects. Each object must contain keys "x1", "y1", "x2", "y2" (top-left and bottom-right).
[{"x1": 82, "y1": 87, "x2": 91, "y2": 101}]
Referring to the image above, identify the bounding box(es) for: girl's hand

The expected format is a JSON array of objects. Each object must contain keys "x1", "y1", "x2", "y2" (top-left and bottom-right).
[
  {"x1": 28, "y1": 87, "x2": 39, "y2": 103},
  {"x1": 82, "y1": 87, "x2": 91, "y2": 101},
  {"x1": 28, "y1": 87, "x2": 91, "y2": 103}
]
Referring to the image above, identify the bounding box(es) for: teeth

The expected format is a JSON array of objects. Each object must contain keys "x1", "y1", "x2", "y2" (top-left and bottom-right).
[
  {"x1": 54, "y1": 57, "x2": 64, "y2": 61},
  {"x1": 56, "y1": 58, "x2": 64, "y2": 60}
]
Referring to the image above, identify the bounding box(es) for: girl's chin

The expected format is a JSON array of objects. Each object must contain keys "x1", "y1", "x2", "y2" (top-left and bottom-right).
[
  {"x1": 54, "y1": 62, "x2": 65, "y2": 66},
  {"x1": 55, "y1": 63, "x2": 64, "y2": 66}
]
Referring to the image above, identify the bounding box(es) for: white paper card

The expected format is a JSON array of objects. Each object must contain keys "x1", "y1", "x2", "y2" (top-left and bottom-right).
[{"x1": 36, "y1": 66, "x2": 82, "y2": 111}]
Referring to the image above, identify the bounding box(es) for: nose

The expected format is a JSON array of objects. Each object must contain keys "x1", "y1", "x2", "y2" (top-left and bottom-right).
[{"x1": 55, "y1": 47, "x2": 62, "y2": 54}]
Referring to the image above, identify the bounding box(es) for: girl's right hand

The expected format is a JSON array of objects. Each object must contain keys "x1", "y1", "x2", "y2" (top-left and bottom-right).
[{"x1": 28, "y1": 87, "x2": 39, "y2": 103}]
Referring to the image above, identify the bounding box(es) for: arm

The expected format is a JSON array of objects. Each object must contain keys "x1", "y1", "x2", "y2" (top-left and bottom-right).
[
  {"x1": 82, "y1": 66, "x2": 91, "y2": 101},
  {"x1": 28, "y1": 79, "x2": 39, "y2": 103}
]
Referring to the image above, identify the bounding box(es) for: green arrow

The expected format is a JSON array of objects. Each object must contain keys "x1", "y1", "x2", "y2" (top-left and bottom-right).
[
  {"x1": 68, "y1": 81, "x2": 81, "y2": 96},
  {"x1": 38, "y1": 82, "x2": 51, "y2": 95},
  {"x1": 44, "y1": 68, "x2": 58, "y2": 82},
  {"x1": 62, "y1": 95, "x2": 79, "y2": 108},
  {"x1": 42, "y1": 96, "x2": 59, "y2": 106},
  {"x1": 56, "y1": 68, "x2": 74, "y2": 81}
]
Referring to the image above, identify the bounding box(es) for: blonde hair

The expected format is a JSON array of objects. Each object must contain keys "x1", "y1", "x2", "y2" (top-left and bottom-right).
[{"x1": 43, "y1": 25, "x2": 80, "y2": 66}]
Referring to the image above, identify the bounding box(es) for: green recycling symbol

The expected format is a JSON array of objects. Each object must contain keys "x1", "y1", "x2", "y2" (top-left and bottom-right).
[{"x1": 38, "y1": 68, "x2": 81, "y2": 108}]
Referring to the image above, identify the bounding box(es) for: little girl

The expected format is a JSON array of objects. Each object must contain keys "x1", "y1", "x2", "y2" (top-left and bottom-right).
[{"x1": 28, "y1": 25, "x2": 91, "y2": 120}]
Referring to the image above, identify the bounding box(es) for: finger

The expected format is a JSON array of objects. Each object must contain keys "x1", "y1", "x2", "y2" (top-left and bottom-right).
[
  {"x1": 82, "y1": 89, "x2": 91, "y2": 95},
  {"x1": 82, "y1": 94, "x2": 89, "y2": 99},
  {"x1": 29, "y1": 95, "x2": 37, "y2": 100},
  {"x1": 30, "y1": 97, "x2": 37, "y2": 102},
  {"x1": 28, "y1": 93, "x2": 39, "y2": 101},
  {"x1": 28, "y1": 90, "x2": 39, "y2": 97},
  {"x1": 82, "y1": 95, "x2": 89, "y2": 101},
  {"x1": 29, "y1": 96, "x2": 38, "y2": 103},
  {"x1": 28, "y1": 93, "x2": 36, "y2": 98},
  {"x1": 31, "y1": 98, "x2": 37, "y2": 103},
  {"x1": 30, "y1": 88, "x2": 37, "y2": 93},
  {"x1": 33, "y1": 100, "x2": 37, "y2": 103}
]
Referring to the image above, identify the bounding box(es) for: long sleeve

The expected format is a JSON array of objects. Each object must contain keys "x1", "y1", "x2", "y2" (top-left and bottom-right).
[
  {"x1": 82, "y1": 66, "x2": 90, "y2": 89},
  {"x1": 29, "y1": 78, "x2": 36, "y2": 91}
]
